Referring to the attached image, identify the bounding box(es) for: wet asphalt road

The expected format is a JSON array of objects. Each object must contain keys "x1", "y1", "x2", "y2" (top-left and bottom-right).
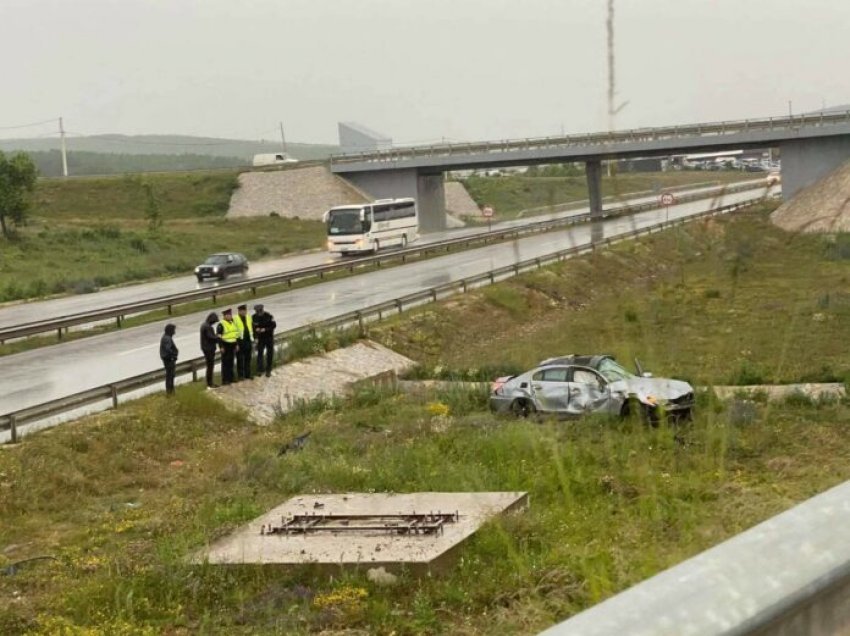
[
  {"x1": 0, "y1": 181, "x2": 764, "y2": 331},
  {"x1": 0, "y1": 185, "x2": 775, "y2": 419}
]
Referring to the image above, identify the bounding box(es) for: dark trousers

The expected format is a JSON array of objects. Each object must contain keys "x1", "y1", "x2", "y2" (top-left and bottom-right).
[
  {"x1": 237, "y1": 339, "x2": 253, "y2": 379},
  {"x1": 203, "y1": 349, "x2": 216, "y2": 387},
  {"x1": 163, "y1": 359, "x2": 176, "y2": 394},
  {"x1": 257, "y1": 339, "x2": 274, "y2": 375},
  {"x1": 221, "y1": 343, "x2": 236, "y2": 384}
]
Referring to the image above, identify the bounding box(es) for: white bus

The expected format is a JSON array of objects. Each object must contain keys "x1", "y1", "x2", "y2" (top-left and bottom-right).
[{"x1": 324, "y1": 198, "x2": 418, "y2": 255}]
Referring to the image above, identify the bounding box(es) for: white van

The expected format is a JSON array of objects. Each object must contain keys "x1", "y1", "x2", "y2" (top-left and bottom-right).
[{"x1": 252, "y1": 153, "x2": 299, "y2": 167}]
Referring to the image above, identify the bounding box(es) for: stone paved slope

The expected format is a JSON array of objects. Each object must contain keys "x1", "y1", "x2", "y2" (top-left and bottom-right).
[
  {"x1": 771, "y1": 159, "x2": 850, "y2": 233},
  {"x1": 227, "y1": 166, "x2": 369, "y2": 220},
  {"x1": 211, "y1": 341, "x2": 415, "y2": 424}
]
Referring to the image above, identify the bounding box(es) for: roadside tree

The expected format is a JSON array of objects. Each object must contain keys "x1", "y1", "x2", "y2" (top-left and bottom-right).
[{"x1": 0, "y1": 150, "x2": 38, "y2": 239}]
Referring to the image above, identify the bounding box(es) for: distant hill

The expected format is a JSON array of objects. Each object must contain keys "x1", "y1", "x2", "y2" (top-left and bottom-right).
[
  {"x1": 0, "y1": 134, "x2": 339, "y2": 160},
  {"x1": 0, "y1": 134, "x2": 339, "y2": 177}
]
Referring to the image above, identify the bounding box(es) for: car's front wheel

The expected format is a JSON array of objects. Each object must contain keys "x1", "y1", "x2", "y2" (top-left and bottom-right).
[{"x1": 510, "y1": 399, "x2": 535, "y2": 418}]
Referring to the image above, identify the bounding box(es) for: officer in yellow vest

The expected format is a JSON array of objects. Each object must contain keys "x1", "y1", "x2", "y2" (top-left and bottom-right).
[
  {"x1": 216, "y1": 308, "x2": 239, "y2": 384},
  {"x1": 234, "y1": 304, "x2": 254, "y2": 380}
]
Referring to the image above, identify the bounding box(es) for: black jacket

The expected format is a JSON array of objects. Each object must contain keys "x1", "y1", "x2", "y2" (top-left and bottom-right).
[
  {"x1": 200, "y1": 313, "x2": 220, "y2": 353},
  {"x1": 252, "y1": 311, "x2": 276, "y2": 341},
  {"x1": 160, "y1": 325, "x2": 179, "y2": 362}
]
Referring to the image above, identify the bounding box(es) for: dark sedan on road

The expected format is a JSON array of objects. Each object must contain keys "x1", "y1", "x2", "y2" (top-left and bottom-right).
[
  {"x1": 194, "y1": 253, "x2": 249, "y2": 282},
  {"x1": 490, "y1": 354, "x2": 694, "y2": 422}
]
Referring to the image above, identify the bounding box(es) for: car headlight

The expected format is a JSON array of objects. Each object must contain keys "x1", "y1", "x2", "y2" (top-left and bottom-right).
[
  {"x1": 212, "y1": 266, "x2": 219, "y2": 272},
  {"x1": 194, "y1": 267, "x2": 200, "y2": 273}
]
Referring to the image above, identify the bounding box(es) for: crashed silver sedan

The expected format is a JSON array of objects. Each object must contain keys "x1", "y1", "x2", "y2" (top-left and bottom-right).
[{"x1": 490, "y1": 355, "x2": 694, "y2": 421}]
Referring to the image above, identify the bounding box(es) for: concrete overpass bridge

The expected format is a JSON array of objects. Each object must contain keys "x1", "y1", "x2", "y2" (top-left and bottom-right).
[{"x1": 331, "y1": 110, "x2": 850, "y2": 230}]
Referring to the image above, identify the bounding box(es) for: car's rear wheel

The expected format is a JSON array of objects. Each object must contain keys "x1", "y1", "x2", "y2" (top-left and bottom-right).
[{"x1": 510, "y1": 399, "x2": 535, "y2": 418}]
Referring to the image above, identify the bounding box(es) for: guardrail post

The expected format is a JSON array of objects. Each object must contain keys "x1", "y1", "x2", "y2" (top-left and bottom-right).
[
  {"x1": 461, "y1": 280, "x2": 468, "y2": 293},
  {"x1": 57, "y1": 327, "x2": 63, "y2": 340},
  {"x1": 167, "y1": 304, "x2": 172, "y2": 315},
  {"x1": 357, "y1": 311, "x2": 364, "y2": 335},
  {"x1": 395, "y1": 299, "x2": 403, "y2": 313},
  {"x1": 212, "y1": 293, "x2": 217, "y2": 304},
  {"x1": 9, "y1": 415, "x2": 17, "y2": 444},
  {"x1": 489, "y1": 271, "x2": 495, "y2": 283},
  {"x1": 191, "y1": 361, "x2": 198, "y2": 382},
  {"x1": 116, "y1": 316, "x2": 122, "y2": 328},
  {"x1": 110, "y1": 386, "x2": 119, "y2": 408},
  {"x1": 430, "y1": 288, "x2": 437, "y2": 302}
]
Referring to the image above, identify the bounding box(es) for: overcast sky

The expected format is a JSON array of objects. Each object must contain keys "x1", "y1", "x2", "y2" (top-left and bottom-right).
[{"x1": 3, "y1": 0, "x2": 849, "y2": 145}]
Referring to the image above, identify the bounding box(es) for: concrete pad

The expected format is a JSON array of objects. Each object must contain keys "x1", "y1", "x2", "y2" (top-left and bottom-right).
[{"x1": 195, "y1": 492, "x2": 527, "y2": 572}]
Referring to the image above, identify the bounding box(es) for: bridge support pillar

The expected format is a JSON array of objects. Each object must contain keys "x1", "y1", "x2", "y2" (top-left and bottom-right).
[
  {"x1": 779, "y1": 137, "x2": 850, "y2": 200},
  {"x1": 585, "y1": 160, "x2": 603, "y2": 218},
  {"x1": 340, "y1": 169, "x2": 447, "y2": 232}
]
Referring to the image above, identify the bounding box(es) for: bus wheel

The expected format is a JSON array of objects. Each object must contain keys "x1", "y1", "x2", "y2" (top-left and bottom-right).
[
  {"x1": 373, "y1": 240, "x2": 380, "y2": 254},
  {"x1": 401, "y1": 234, "x2": 408, "y2": 249}
]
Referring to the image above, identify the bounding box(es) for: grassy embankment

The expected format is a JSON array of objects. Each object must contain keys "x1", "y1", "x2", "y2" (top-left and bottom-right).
[
  {"x1": 0, "y1": 172, "x2": 325, "y2": 303},
  {"x1": 462, "y1": 170, "x2": 756, "y2": 219},
  {"x1": 2, "y1": 203, "x2": 850, "y2": 634}
]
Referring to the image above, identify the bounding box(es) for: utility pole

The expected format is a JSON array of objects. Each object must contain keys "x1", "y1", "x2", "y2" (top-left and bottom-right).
[
  {"x1": 279, "y1": 122, "x2": 288, "y2": 157},
  {"x1": 59, "y1": 116, "x2": 69, "y2": 177}
]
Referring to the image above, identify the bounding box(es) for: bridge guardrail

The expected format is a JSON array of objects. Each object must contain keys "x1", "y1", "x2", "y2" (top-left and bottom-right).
[
  {"x1": 0, "y1": 181, "x2": 769, "y2": 344},
  {"x1": 0, "y1": 199, "x2": 759, "y2": 441},
  {"x1": 331, "y1": 110, "x2": 850, "y2": 164}
]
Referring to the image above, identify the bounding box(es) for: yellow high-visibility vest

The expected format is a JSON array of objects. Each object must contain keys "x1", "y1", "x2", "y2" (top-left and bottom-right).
[
  {"x1": 220, "y1": 319, "x2": 239, "y2": 343},
  {"x1": 235, "y1": 315, "x2": 252, "y2": 340}
]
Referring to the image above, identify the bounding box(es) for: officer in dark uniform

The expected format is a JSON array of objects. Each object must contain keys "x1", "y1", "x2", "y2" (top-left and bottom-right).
[
  {"x1": 159, "y1": 323, "x2": 179, "y2": 395},
  {"x1": 252, "y1": 303, "x2": 277, "y2": 377},
  {"x1": 216, "y1": 308, "x2": 239, "y2": 385},
  {"x1": 235, "y1": 304, "x2": 253, "y2": 380},
  {"x1": 199, "y1": 312, "x2": 220, "y2": 388}
]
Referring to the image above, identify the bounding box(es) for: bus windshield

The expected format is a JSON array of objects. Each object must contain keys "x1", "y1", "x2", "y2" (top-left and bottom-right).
[{"x1": 327, "y1": 208, "x2": 370, "y2": 235}]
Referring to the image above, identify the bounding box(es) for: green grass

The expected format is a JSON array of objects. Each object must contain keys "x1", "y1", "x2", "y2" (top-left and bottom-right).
[
  {"x1": 462, "y1": 170, "x2": 755, "y2": 218},
  {"x1": 0, "y1": 172, "x2": 325, "y2": 302},
  {"x1": 373, "y1": 202, "x2": 850, "y2": 386},
  {"x1": 2, "y1": 383, "x2": 850, "y2": 635},
  {"x1": 3, "y1": 199, "x2": 850, "y2": 634}
]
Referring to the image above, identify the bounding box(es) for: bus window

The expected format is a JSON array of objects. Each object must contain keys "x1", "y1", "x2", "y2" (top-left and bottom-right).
[{"x1": 327, "y1": 208, "x2": 368, "y2": 235}]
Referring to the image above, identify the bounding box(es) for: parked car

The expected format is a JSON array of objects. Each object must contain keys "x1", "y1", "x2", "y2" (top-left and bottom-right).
[
  {"x1": 194, "y1": 253, "x2": 249, "y2": 282},
  {"x1": 490, "y1": 354, "x2": 694, "y2": 422}
]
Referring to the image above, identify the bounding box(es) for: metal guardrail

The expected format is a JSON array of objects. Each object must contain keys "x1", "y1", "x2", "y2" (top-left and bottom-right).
[
  {"x1": 0, "y1": 181, "x2": 768, "y2": 344},
  {"x1": 539, "y1": 478, "x2": 850, "y2": 636},
  {"x1": 0, "y1": 199, "x2": 759, "y2": 441},
  {"x1": 331, "y1": 110, "x2": 850, "y2": 164}
]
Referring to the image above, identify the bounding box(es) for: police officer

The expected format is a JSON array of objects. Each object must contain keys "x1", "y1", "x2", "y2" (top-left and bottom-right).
[
  {"x1": 216, "y1": 308, "x2": 239, "y2": 385},
  {"x1": 159, "y1": 323, "x2": 179, "y2": 395},
  {"x1": 234, "y1": 304, "x2": 253, "y2": 380},
  {"x1": 199, "y1": 312, "x2": 220, "y2": 389},
  {"x1": 252, "y1": 303, "x2": 277, "y2": 377}
]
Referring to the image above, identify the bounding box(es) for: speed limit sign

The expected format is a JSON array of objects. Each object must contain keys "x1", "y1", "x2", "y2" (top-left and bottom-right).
[
  {"x1": 659, "y1": 193, "x2": 676, "y2": 206},
  {"x1": 482, "y1": 206, "x2": 494, "y2": 218}
]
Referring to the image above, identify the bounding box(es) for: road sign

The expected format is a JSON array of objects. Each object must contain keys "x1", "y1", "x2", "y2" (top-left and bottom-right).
[
  {"x1": 659, "y1": 193, "x2": 676, "y2": 206},
  {"x1": 482, "y1": 206, "x2": 494, "y2": 218}
]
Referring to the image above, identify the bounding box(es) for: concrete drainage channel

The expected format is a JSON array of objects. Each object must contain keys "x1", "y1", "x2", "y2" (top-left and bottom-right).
[{"x1": 1, "y1": 200, "x2": 758, "y2": 442}]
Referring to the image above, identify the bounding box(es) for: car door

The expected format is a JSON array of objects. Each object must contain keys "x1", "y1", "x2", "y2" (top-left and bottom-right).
[
  {"x1": 530, "y1": 367, "x2": 571, "y2": 413},
  {"x1": 567, "y1": 367, "x2": 614, "y2": 414}
]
